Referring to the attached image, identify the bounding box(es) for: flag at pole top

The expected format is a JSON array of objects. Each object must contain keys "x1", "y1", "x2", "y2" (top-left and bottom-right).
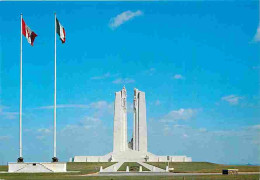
[
  {"x1": 22, "y1": 18, "x2": 37, "y2": 46},
  {"x1": 56, "y1": 18, "x2": 66, "y2": 43}
]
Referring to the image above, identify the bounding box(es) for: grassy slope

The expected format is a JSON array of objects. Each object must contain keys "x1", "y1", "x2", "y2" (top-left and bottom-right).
[
  {"x1": 147, "y1": 162, "x2": 260, "y2": 173},
  {"x1": 66, "y1": 162, "x2": 115, "y2": 174},
  {"x1": 118, "y1": 162, "x2": 150, "y2": 171}
]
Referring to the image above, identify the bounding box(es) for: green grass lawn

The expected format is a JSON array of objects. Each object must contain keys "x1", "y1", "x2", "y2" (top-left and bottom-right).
[
  {"x1": 0, "y1": 165, "x2": 8, "y2": 171},
  {"x1": 118, "y1": 162, "x2": 150, "y2": 171},
  {"x1": 66, "y1": 162, "x2": 115, "y2": 174},
  {"x1": 0, "y1": 174, "x2": 259, "y2": 180},
  {"x1": 146, "y1": 162, "x2": 260, "y2": 173},
  {"x1": 0, "y1": 162, "x2": 259, "y2": 180}
]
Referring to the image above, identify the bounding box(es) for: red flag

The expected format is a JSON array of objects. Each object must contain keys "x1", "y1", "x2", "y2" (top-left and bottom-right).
[{"x1": 22, "y1": 18, "x2": 37, "y2": 46}]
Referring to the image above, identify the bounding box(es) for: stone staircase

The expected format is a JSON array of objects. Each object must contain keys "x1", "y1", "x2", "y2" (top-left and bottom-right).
[
  {"x1": 102, "y1": 162, "x2": 124, "y2": 172},
  {"x1": 101, "y1": 161, "x2": 166, "y2": 173}
]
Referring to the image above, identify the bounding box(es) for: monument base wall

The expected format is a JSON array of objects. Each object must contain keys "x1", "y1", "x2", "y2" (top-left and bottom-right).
[
  {"x1": 72, "y1": 150, "x2": 192, "y2": 162},
  {"x1": 8, "y1": 162, "x2": 67, "y2": 173},
  {"x1": 73, "y1": 153, "x2": 112, "y2": 162}
]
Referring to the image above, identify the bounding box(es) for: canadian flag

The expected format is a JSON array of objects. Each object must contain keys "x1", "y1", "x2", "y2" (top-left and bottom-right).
[{"x1": 22, "y1": 18, "x2": 37, "y2": 46}]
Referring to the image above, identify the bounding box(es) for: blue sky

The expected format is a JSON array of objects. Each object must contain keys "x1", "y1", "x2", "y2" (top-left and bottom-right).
[{"x1": 0, "y1": 1, "x2": 259, "y2": 165}]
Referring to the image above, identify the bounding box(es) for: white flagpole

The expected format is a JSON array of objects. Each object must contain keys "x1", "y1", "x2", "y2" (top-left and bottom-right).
[
  {"x1": 19, "y1": 13, "x2": 23, "y2": 161},
  {"x1": 54, "y1": 12, "x2": 57, "y2": 160}
]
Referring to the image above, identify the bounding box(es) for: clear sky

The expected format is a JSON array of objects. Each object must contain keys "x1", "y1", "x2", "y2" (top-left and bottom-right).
[{"x1": 0, "y1": 1, "x2": 259, "y2": 165}]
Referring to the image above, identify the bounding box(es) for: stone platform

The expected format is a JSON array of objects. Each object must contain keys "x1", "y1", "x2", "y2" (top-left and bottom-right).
[
  {"x1": 8, "y1": 162, "x2": 67, "y2": 173},
  {"x1": 72, "y1": 150, "x2": 192, "y2": 162}
]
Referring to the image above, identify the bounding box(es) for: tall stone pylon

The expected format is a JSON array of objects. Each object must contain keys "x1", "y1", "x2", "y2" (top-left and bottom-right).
[
  {"x1": 113, "y1": 86, "x2": 128, "y2": 152},
  {"x1": 133, "y1": 88, "x2": 147, "y2": 152}
]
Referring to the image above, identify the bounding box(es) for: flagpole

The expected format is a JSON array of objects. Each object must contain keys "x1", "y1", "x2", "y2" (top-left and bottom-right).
[
  {"x1": 53, "y1": 12, "x2": 58, "y2": 162},
  {"x1": 18, "y1": 13, "x2": 24, "y2": 163}
]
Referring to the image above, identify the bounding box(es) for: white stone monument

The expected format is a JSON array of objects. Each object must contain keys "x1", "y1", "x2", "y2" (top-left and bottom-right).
[
  {"x1": 133, "y1": 88, "x2": 147, "y2": 152},
  {"x1": 113, "y1": 86, "x2": 128, "y2": 152},
  {"x1": 72, "y1": 87, "x2": 192, "y2": 163}
]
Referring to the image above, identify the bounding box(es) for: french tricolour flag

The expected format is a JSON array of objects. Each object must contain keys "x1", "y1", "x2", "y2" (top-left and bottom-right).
[{"x1": 56, "y1": 18, "x2": 65, "y2": 43}]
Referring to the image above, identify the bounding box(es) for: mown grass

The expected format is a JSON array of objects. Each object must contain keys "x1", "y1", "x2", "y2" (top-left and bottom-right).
[
  {"x1": 0, "y1": 174, "x2": 259, "y2": 180},
  {"x1": 0, "y1": 165, "x2": 8, "y2": 171},
  {"x1": 0, "y1": 162, "x2": 259, "y2": 180},
  {"x1": 118, "y1": 162, "x2": 150, "y2": 171},
  {"x1": 146, "y1": 162, "x2": 260, "y2": 173},
  {"x1": 66, "y1": 162, "x2": 115, "y2": 174}
]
